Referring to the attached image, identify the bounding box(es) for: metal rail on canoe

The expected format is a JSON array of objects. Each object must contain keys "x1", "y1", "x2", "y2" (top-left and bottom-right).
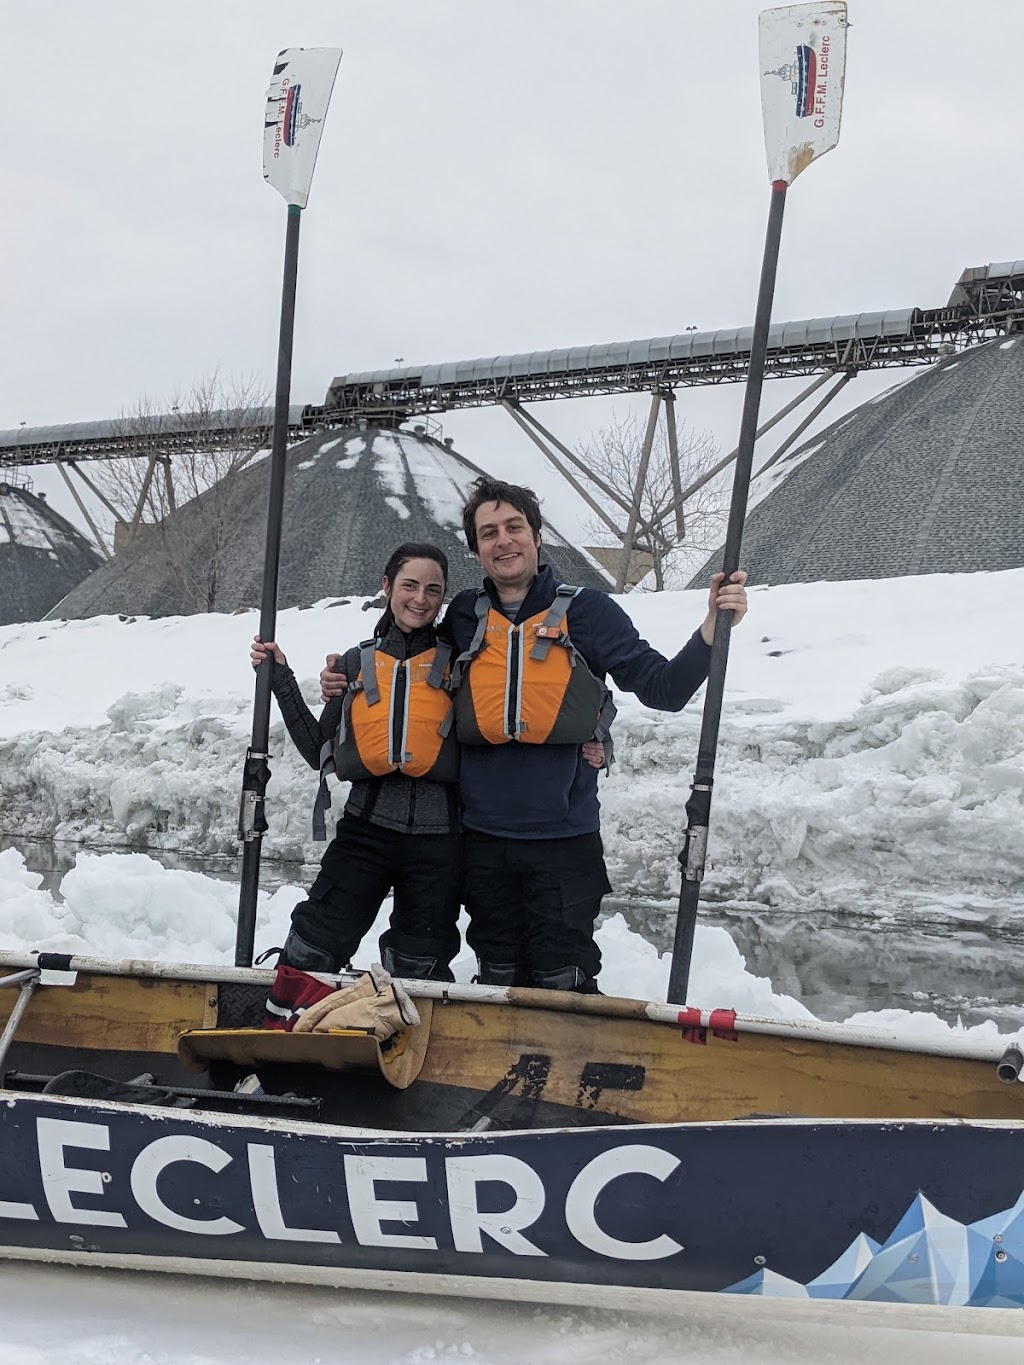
[{"x1": 2, "y1": 949, "x2": 1022, "y2": 1072}]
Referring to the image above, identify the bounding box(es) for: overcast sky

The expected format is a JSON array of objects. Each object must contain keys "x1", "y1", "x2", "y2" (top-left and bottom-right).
[{"x1": 5, "y1": 0, "x2": 1024, "y2": 542}]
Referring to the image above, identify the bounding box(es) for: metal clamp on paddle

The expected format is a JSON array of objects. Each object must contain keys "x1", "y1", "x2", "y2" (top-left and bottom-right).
[
  {"x1": 238, "y1": 748, "x2": 271, "y2": 841},
  {"x1": 680, "y1": 781, "x2": 713, "y2": 882},
  {"x1": 681, "y1": 826, "x2": 709, "y2": 882}
]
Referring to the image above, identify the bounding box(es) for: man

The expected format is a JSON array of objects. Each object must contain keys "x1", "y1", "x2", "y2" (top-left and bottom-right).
[{"x1": 324, "y1": 476, "x2": 747, "y2": 993}]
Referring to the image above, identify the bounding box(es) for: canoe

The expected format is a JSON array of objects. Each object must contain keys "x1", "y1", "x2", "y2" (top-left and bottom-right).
[{"x1": 2, "y1": 950, "x2": 1024, "y2": 1320}]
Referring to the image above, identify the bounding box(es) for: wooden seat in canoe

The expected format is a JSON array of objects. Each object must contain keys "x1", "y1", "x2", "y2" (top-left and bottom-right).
[{"x1": 178, "y1": 999, "x2": 433, "y2": 1091}]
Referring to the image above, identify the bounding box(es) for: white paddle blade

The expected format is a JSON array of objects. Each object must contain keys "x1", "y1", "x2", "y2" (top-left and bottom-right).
[
  {"x1": 263, "y1": 47, "x2": 343, "y2": 208},
  {"x1": 759, "y1": 3, "x2": 848, "y2": 185}
]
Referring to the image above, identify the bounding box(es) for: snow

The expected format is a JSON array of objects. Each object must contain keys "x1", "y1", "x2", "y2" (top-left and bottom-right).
[
  {"x1": 0, "y1": 841, "x2": 814, "y2": 1022},
  {"x1": 5, "y1": 1263, "x2": 1022, "y2": 1365},
  {"x1": 1, "y1": 571, "x2": 1022, "y2": 925},
  {"x1": 0, "y1": 488, "x2": 72, "y2": 551},
  {"x1": 334, "y1": 437, "x2": 364, "y2": 470},
  {"x1": 607, "y1": 576, "x2": 1024, "y2": 930},
  {"x1": 374, "y1": 431, "x2": 411, "y2": 500}
]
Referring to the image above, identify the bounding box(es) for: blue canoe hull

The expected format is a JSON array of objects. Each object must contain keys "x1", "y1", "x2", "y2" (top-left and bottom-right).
[{"x1": 2, "y1": 1092, "x2": 1023, "y2": 1310}]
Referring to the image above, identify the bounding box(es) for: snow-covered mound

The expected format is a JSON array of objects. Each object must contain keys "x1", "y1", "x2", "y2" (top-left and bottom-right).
[
  {"x1": 0, "y1": 479, "x2": 102, "y2": 625},
  {"x1": 1, "y1": 570, "x2": 1021, "y2": 927}
]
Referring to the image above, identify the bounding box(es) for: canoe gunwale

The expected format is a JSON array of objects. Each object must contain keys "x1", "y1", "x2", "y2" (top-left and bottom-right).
[{"x1": 1, "y1": 949, "x2": 1021, "y2": 1068}]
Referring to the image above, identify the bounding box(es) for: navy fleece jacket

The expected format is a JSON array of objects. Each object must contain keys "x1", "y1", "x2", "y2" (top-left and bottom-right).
[{"x1": 444, "y1": 565, "x2": 712, "y2": 839}]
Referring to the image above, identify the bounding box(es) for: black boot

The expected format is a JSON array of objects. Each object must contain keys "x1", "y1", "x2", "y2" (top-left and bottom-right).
[
  {"x1": 532, "y1": 965, "x2": 601, "y2": 994},
  {"x1": 278, "y1": 928, "x2": 339, "y2": 974},
  {"x1": 474, "y1": 959, "x2": 531, "y2": 987},
  {"x1": 380, "y1": 945, "x2": 455, "y2": 982}
]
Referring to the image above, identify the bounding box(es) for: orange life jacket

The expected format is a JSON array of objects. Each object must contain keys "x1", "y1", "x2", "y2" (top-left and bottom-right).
[
  {"x1": 312, "y1": 640, "x2": 458, "y2": 839},
  {"x1": 450, "y1": 586, "x2": 616, "y2": 751}
]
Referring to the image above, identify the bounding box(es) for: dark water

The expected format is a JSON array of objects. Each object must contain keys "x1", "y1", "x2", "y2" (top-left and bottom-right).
[
  {"x1": 0, "y1": 835, "x2": 309, "y2": 897},
  {"x1": 5, "y1": 836, "x2": 1023, "y2": 1029},
  {"x1": 605, "y1": 893, "x2": 1024, "y2": 1029}
]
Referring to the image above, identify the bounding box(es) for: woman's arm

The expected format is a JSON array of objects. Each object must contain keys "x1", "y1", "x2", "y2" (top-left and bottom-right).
[{"x1": 252, "y1": 636, "x2": 345, "y2": 770}]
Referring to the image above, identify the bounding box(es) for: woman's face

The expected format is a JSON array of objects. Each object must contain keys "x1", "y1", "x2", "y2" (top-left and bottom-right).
[{"x1": 384, "y1": 557, "x2": 446, "y2": 632}]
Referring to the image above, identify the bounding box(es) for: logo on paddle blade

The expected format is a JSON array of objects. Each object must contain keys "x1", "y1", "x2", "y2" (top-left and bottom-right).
[
  {"x1": 281, "y1": 84, "x2": 322, "y2": 146},
  {"x1": 763, "y1": 35, "x2": 834, "y2": 129},
  {"x1": 764, "y1": 45, "x2": 816, "y2": 118}
]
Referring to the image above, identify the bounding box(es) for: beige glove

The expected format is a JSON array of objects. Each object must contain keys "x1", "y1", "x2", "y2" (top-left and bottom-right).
[{"x1": 294, "y1": 965, "x2": 420, "y2": 1042}]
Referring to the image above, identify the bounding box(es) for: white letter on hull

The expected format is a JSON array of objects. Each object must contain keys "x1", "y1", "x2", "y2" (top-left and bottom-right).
[
  {"x1": 131, "y1": 1136, "x2": 243, "y2": 1235},
  {"x1": 0, "y1": 1194, "x2": 38, "y2": 1221},
  {"x1": 37, "y1": 1119, "x2": 127, "y2": 1228},
  {"x1": 446, "y1": 1154, "x2": 547, "y2": 1256},
  {"x1": 565, "y1": 1146, "x2": 683, "y2": 1261},
  {"x1": 344, "y1": 1155, "x2": 437, "y2": 1251},
  {"x1": 248, "y1": 1144, "x2": 341, "y2": 1243}
]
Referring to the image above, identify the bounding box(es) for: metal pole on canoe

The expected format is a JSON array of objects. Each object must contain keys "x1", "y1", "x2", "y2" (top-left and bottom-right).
[
  {"x1": 666, "y1": 3, "x2": 849, "y2": 1005},
  {"x1": 236, "y1": 47, "x2": 343, "y2": 968}
]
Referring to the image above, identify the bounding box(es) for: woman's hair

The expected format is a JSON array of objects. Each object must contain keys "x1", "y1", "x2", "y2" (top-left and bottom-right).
[
  {"x1": 377, "y1": 542, "x2": 449, "y2": 635},
  {"x1": 382, "y1": 542, "x2": 449, "y2": 588}
]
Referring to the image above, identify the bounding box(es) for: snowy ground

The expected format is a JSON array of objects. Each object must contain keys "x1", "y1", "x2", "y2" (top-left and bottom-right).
[
  {"x1": 1, "y1": 568, "x2": 1022, "y2": 926},
  {"x1": 3, "y1": 1262, "x2": 1023, "y2": 1364}
]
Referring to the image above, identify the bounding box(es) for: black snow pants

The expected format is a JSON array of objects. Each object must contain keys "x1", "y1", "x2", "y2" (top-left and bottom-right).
[
  {"x1": 284, "y1": 813, "x2": 463, "y2": 980},
  {"x1": 462, "y1": 830, "x2": 611, "y2": 991}
]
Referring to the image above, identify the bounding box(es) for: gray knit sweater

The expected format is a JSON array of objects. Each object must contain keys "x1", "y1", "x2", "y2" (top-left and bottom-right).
[{"x1": 270, "y1": 622, "x2": 460, "y2": 837}]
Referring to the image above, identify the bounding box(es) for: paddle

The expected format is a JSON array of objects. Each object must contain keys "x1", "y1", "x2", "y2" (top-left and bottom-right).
[
  {"x1": 236, "y1": 47, "x2": 343, "y2": 967},
  {"x1": 666, "y1": 3, "x2": 848, "y2": 1005}
]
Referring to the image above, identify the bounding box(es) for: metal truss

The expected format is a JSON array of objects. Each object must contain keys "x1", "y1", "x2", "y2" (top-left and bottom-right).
[{"x1": 3, "y1": 261, "x2": 1023, "y2": 467}]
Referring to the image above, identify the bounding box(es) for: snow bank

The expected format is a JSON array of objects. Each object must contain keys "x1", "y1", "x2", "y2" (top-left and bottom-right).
[
  {"x1": 4, "y1": 571, "x2": 1021, "y2": 926},
  {"x1": 6, "y1": 565, "x2": 1021, "y2": 917},
  {"x1": 0, "y1": 844, "x2": 808, "y2": 1013}
]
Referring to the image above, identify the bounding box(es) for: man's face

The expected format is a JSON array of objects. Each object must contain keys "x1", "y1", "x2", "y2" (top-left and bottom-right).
[{"x1": 473, "y1": 500, "x2": 541, "y2": 594}]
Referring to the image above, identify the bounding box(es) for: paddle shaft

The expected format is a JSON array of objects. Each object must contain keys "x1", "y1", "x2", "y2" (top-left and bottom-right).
[
  {"x1": 667, "y1": 180, "x2": 788, "y2": 1005},
  {"x1": 236, "y1": 203, "x2": 302, "y2": 967}
]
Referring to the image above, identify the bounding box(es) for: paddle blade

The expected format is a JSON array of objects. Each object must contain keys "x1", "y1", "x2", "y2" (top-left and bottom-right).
[
  {"x1": 759, "y1": 3, "x2": 848, "y2": 185},
  {"x1": 263, "y1": 47, "x2": 343, "y2": 208}
]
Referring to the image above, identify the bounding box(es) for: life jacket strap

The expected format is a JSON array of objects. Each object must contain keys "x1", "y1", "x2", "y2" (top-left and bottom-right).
[
  {"x1": 359, "y1": 640, "x2": 380, "y2": 705},
  {"x1": 592, "y1": 690, "x2": 618, "y2": 769},
  {"x1": 451, "y1": 589, "x2": 491, "y2": 689},
  {"x1": 529, "y1": 584, "x2": 581, "y2": 661},
  {"x1": 312, "y1": 737, "x2": 336, "y2": 841},
  {"x1": 425, "y1": 640, "x2": 454, "y2": 690}
]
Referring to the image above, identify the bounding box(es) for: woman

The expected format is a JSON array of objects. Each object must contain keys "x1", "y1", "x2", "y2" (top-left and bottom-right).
[{"x1": 251, "y1": 543, "x2": 462, "y2": 982}]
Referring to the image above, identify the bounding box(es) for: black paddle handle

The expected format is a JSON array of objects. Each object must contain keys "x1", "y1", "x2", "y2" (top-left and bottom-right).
[
  {"x1": 667, "y1": 181, "x2": 788, "y2": 1006},
  {"x1": 235, "y1": 205, "x2": 303, "y2": 968}
]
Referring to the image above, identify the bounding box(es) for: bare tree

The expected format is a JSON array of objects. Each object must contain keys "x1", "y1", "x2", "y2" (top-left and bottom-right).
[
  {"x1": 577, "y1": 411, "x2": 727, "y2": 590},
  {"x1": 89, "y1": 373, "x2": 271, "y2": 612}
]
